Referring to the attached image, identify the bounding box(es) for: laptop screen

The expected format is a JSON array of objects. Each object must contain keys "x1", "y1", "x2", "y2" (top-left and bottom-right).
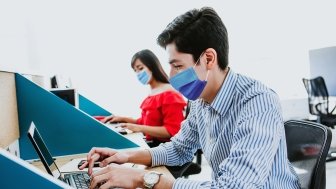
[{"x1": 27, "y1": 122, "x2": 61, "y2": 179}]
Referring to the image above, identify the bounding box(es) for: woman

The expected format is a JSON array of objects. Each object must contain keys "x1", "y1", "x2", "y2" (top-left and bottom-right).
[{"x1": 102, "y1": 49, "x2": 186, "y2": 147}]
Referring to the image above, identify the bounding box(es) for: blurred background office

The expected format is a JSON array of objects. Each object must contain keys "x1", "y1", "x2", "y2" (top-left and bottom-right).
[{"x1": 1, "y1": 0, "x2": 336, "y2": 118}]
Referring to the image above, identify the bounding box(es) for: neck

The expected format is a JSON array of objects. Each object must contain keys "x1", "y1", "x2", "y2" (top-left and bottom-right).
[
  {"x1": 149, "y1": 80, "x2": 172, "y2": 95},
  {"x1": 149, "y1": 79, "x2": 161, "y2": 90},
  {"x1": 202, "y1": 67, "x2": 229, "y2": 103}
]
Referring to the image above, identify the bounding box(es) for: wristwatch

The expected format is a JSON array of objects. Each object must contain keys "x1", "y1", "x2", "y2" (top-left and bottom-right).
[{"x1": 143, "y1": 171, "x2": 163, "y2": 189}]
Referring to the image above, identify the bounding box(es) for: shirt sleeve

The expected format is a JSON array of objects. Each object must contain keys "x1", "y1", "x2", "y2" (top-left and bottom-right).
[{"x1": 148, "y1": 103, "x2": 201, "y2": 167}]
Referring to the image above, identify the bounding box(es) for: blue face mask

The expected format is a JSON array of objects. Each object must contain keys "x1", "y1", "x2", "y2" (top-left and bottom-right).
[
  {"x1": 169, "y1": 55, "x2": 209, "y2": 100},
  {"x1": 137, "y1": 70, "x2": 150, "y2": 85}
]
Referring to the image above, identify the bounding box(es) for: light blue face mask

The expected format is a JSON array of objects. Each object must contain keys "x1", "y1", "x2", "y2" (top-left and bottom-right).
[
  {"x1": 137, "y1": 70, "x2": 150, "y2": 85},
  {"x1": 169, "y1": 54, "x2": 209, "y2": 100}
]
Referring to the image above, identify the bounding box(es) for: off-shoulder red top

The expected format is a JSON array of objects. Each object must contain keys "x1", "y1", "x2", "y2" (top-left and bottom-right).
[{"x1": 136, "y1": 90, "x2": 186, "y2": 142}]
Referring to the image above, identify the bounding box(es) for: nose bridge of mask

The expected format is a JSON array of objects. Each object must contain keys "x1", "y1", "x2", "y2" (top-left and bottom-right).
[{"x1": 169, "y1": 67, "x2": 198, "y2": 89}]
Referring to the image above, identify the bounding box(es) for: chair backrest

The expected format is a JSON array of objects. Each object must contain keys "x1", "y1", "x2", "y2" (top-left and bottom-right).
[
  {"x1": 302, "y1": 76, "x2": 330, "y2": 115},
  {"x1": 285, "y1": 120, "x2": 332, "y2": 189}
]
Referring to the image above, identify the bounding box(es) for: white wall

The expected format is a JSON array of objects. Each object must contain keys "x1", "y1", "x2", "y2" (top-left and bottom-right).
[{"x1": 1, "y1": 0, "x2": 336, "y2": 118}]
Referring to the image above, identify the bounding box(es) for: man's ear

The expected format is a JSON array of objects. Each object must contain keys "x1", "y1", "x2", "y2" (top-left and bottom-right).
[{"x1": 204, "y1": 48, "x2": 217, "y2": 70}]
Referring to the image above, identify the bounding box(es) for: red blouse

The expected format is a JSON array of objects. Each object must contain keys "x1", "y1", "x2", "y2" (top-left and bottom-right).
[{"x1": 136, "y1": 90, "x2": 186, "y2": 142}]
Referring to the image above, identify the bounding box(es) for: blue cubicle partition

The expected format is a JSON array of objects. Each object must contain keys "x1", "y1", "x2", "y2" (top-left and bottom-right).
[
  {"x1": 0, "y1": 149, "x2": 71, "y2": 188},
  {"x1": 15, "y1": 74, "x2": 138, "y2": 160},
  {"x1": 78, "y1": 94, "x2": 112, "y2": 116}
]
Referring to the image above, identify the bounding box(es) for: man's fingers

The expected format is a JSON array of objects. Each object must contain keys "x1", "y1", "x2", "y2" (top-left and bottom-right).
[
  {"x1": 99, "y1": 180, "x2": 115, "y2": 189},
  {"x1": 87, "y1": 147, "x2": 111, "y2": 161},
  {"x1": 90, "y1": 170, "x2": 111, "y2": 189},
  {"x1": 100, "y1": 155, "x2": 121, "y2": 166},
  {"x1": 79, "y1": 161, "x2": 89, "y2": 170},
  {"x1": 88, "y1": 153, "x2": 100, "y2": 175}
]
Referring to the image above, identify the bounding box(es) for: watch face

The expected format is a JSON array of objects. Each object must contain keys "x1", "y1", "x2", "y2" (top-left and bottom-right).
[{"x1": 144, "y1": 172, "x2": 160, "y2": 185}]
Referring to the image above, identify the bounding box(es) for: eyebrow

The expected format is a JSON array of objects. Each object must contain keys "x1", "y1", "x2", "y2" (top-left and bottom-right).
[{"x1": 168, "y1": 59, "x2": 180, "y2": 64}]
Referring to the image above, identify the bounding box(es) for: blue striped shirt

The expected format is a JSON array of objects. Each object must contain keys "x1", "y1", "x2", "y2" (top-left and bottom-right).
[{"x1": 149, "y1": 69, "x2": 301, "y2": 188}]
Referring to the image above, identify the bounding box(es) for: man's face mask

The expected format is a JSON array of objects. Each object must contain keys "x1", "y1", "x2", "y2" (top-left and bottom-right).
[
  {"x1": 137, "y1": 70, "x2": 150, "y2": 85},
  {"x1": 169, "y1": 53, "x2": 209, "y2": 100}
]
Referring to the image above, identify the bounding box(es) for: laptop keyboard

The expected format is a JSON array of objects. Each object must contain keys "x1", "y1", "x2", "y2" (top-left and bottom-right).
[{"x1": 64, "y1": 172, "x2": 90, "y2": 189}]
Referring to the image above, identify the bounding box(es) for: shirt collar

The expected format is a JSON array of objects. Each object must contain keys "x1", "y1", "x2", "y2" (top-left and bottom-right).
[{"x1": 209, "y1": 68, "x2": 237, "y2": 116}]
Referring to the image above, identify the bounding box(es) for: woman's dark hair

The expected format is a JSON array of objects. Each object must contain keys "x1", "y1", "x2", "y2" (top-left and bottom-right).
[
  {"x1": 157, "y1": 7, "x2": 229, "y2": 70},
  {"x1": 131, "y1": 49, "x2": 169, "y2": 83}
]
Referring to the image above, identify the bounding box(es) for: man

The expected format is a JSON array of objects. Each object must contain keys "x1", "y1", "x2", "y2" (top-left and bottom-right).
[{"x1": 81, "y1": 7, "x2": 301, "y2": 189}]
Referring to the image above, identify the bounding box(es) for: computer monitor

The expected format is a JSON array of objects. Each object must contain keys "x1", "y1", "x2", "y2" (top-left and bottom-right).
[
  {"x1": 50, "y1": 88, "x2": 79, "y2": 108},
  {"x1": 50, "y1": 75, "x2": 72, "y2": 89},
  {"x1": 309, "y1": 46, "x2": 336, "y2": 96},
  {"x1": 50, "y1": 76, "x2": 58, "y2": 88}
]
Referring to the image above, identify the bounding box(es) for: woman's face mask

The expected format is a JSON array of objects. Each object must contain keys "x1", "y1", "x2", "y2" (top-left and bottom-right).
[
  {"x1": 169, "y1": 53, "x2": 209, "y2": 100},
  {"x1": 137, "y1": 70, "x2": 150, "y2": 85}
]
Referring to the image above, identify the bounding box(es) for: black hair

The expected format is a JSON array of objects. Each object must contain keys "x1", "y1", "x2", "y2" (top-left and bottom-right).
[
  {"x1": 157, "y1": 7, "x2": 229, "y2": 70},
  {"x1": 131, "y1": 49, "x2": 169, "y2": 83}
]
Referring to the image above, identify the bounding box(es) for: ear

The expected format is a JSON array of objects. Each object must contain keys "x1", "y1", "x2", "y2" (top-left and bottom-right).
[{"x1": 204, "y1": 48, "x2": 217, "y2": 70}]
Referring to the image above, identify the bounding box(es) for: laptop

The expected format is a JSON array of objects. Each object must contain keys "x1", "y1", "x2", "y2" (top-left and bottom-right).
[{"x1": 27, "y1": 122, "x2": 91, "y2": 189}]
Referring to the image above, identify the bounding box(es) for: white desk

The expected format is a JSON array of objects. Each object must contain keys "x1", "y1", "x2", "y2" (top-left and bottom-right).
[{"x1": 29, "y1": 132, "x2": 174, "y2": 179}]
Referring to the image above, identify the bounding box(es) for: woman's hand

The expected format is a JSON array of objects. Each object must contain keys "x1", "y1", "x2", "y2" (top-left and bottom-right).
[
  {"x1": 78, "y1": 147, "x2": 129, "y2": 175},
  {"x1": 90, "y1": 163, "x2": 145, "y2": 189},
  {"x1": 120, "y1": 123, "x2": 142, "y2": 132},
  {"x1": 101, "y1": 115, "x2": 124, "y2": 123}
]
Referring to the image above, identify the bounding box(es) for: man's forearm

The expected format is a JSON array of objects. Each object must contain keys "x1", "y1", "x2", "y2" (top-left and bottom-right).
[
  {"x1": 154, "y1": 175, "x2": 174, "y2": 189},
  {"x1": 126, "y1": 150, "x2": 175, "y2": 189},
  {"x1": 126, "y1": 149, "x2": 152, "y2": 166}
]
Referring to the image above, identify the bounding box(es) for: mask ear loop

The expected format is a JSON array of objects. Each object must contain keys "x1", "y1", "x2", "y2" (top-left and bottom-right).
[
  {"x1": 192, "y1": 52, "x2": 209, "y2": 81},
  {"x1": 205, "y1": 70, "x2": 210, "y2": 81},
  {"x1": 193, "y1": 52, "x2": 205, "y2": 68}
]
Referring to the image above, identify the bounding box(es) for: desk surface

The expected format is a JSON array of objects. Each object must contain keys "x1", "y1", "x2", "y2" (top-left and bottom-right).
[{"x1": 29, "y1": 132, "x2": 174, "y2": 180}]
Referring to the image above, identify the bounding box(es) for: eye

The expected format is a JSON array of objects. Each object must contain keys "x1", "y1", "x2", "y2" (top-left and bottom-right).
[
  {"x1": 135, "y1": 67, "x2": 143, "y2": 72},
  {"x1": 173, "y1": 64, "x2": 182, "y2": 71}
]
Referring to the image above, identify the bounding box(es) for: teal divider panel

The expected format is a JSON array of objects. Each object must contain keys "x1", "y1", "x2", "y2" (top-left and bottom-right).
[
  {"x1": 15, "y1": 74, "x2": 138, "y2": 160},
  {"x1": 78, "y1": 94, "x2": 112, "y2": 116},
  {"x1": 0, "y1": 150, "x2": 70, "y2": 188}
]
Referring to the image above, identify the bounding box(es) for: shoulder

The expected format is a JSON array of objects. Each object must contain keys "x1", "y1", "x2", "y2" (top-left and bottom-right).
[
  {"x1": 140, "y1": 90, "x2": 186, "y2": 109},
  {"x1": 161, "y1": 90, "x2": 186, "y2": 105},
  {"x1": 235, "y1": 74, "x2": 281, "y2": 115},
  {"x1": 236, "y1": 74, "x2": 278, "y2": 101}
]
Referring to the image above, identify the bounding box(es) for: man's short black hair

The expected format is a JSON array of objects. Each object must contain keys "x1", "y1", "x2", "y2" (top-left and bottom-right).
[{"x1": 157, "y1": 7, "x2": 229, "y2": 70}]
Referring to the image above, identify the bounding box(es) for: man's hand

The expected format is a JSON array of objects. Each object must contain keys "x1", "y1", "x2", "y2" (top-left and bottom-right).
[
  {"x1": 90, "y1": 163, "x2": 145, "y2": 189},
  {"x1": 78, "y1": 147, "x2": 129, "y2": 175}
]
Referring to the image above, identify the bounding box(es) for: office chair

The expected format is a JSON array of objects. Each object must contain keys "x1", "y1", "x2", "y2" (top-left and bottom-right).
[
  {"x1": 302, "y1": 76, "x2": 336, "y2": 129},
  {"x1": 165, "y1": 149, "x2": 202, "y2": 178},
  {"x1": 284, "y1": 120, "x2": 332, "y2": 189},
  {"x1": 302, "y1": 76, "x2": 336, "y2": 162}
]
